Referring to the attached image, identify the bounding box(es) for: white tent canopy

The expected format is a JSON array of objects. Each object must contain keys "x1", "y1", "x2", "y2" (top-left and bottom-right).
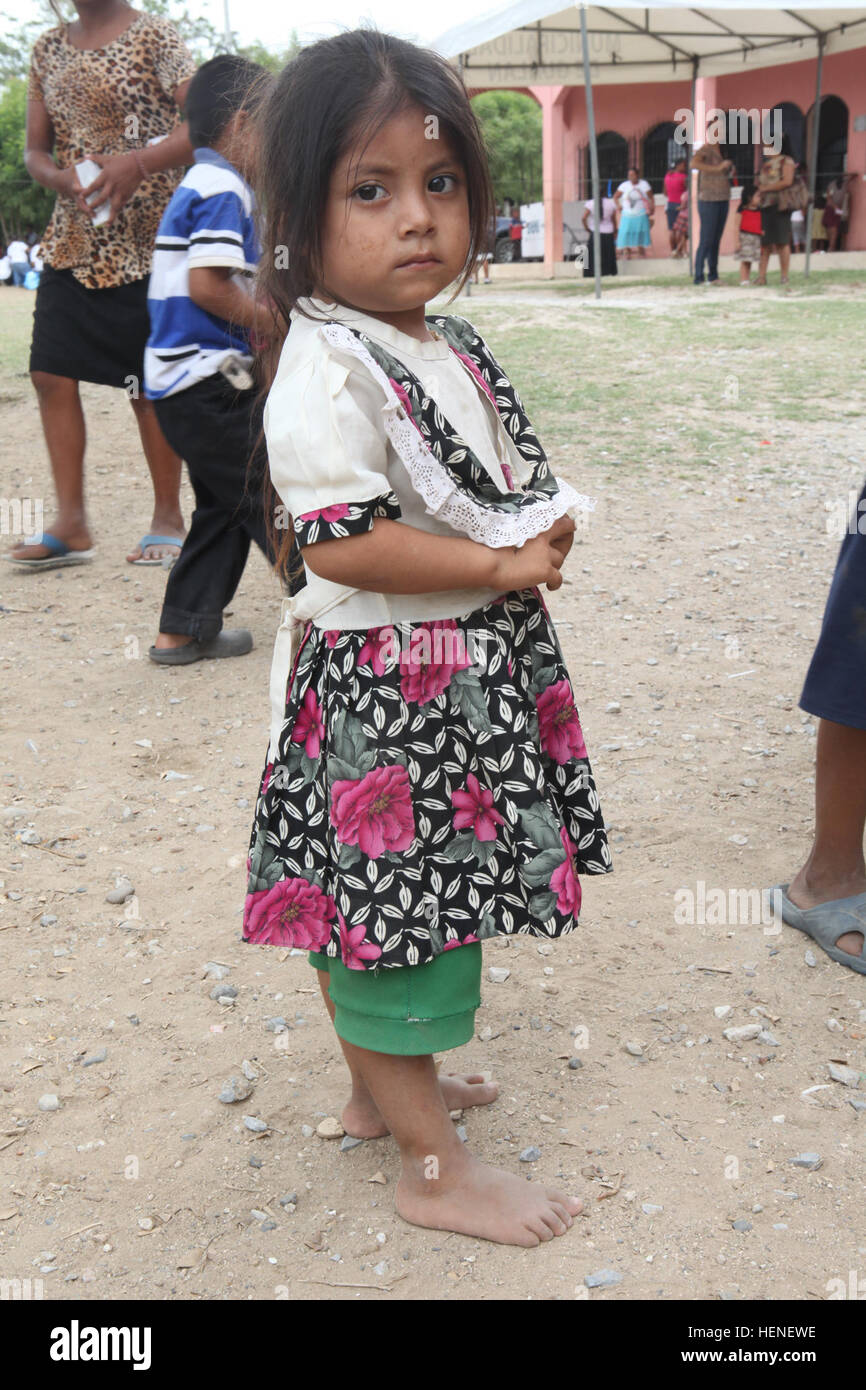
[
  {"x1": 433, "y1": 2, "x2": 866, "y2": 84},
  {"x1": 433, "y1": 1, "x2": 866, "y2": 291}
]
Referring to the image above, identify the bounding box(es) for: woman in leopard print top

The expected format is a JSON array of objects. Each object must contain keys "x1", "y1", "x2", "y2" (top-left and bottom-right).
[{"x1": 10, "y1": 1, "x2": 198, "y2": 570}]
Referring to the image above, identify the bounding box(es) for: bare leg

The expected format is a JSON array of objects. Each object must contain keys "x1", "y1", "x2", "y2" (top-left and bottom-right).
[
  {"x1": 779, "y1": 243, "x2": 791, "y2": 282},
  {"x1": 126, "y1": 394, "x2": 186, "y2": 562},
  {"x1": 315, "y1": 969, "x2": 498, "y2": 1138},
  {"x1": 339, "y1": 1031, "x2": 582, "y2": 1245},
  {"x1": 787, "y1": 719, "x2": 866, "y2": 954},
  {"x1": 756, "y1": 246, "x2": 771, "y2": 285},
  {"x1": 10, "y1": 372, "x2": 92, "y2": 560}
]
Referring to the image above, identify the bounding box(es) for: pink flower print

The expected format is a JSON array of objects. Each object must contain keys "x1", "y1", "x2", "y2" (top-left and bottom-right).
[
  {"x1": 243, "y1": 876, "x2": 336, "y2": 948},
  {"x1": 549, "y1": 827, "x2": 582, "y2": 918},
  {"x1": 290, "y1": 688, "x2": 325, "y2": 759},
  {"x1": 358, "y1": 625, "x2": 397, "y2": 676},
  {"x1": 536, "y1": 680, "x2": 587, "y2": 765},
  {"x1": 451, "y1": 773, "x2": 505, "y2": 842},
  {"x1": 399, "y1": 619, "x2": 471, "y2": 705},
  {"x1": 507, "y1": 656, "x2": 514, "y2": 678},
  {"x1": 389, "y1": 379, "x2": 423, "y2": 436},
  {"x1": 298, "y1": 503, "x2": 350, "y2": 524},
  {"x1": 324, "y1": 629, "x2": 340, "y2": 648},
  {"x1": 443, "y1": 933, "x2": 479, "y2": 950},
  {"x1": 338, "y1": 911, "x2": 383, "y2": 970},
  {"x1": 501, "y1": 460, "x2": 515, "y2": 490},
  {"x1": 330, "y1": 763, "x2": 415, "y2": 859},
  {"x1": 261, "y1": 762, "x2": 274, "y2": 795}
]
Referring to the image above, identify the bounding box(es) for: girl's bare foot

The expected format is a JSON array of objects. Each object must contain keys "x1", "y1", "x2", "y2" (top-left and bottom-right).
[
  {"x1": 397, "y1": 1149, "x2": 583, "y2": 1246},
  {"x1": 343, "y1": 1072, "x2": 498, "y2": 1139}
]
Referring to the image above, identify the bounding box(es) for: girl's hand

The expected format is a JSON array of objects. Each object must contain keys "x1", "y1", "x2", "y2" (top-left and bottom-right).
[
  {"x1": 82, "y1": 152, "x2": 144, "y2": 225},
  {"x1": 494, "y1": 516, "x2": 575, "y2": 592}
]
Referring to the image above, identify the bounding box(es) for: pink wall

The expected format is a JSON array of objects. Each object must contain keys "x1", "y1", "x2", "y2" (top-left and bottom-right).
[{"x1": 479, "y1": 46, "x2": 866, "y2": 258}]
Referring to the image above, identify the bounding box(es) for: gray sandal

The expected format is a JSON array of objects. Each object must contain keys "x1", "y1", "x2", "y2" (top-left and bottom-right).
[
  {"x1": 770, "y1": 882, "x2": 866, "y2": 974},
  {"x1": 148, "y1": 629, "x2": 253, "y2": 665}
]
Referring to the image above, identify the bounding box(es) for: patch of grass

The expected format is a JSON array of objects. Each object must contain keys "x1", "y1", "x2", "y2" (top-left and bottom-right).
[{"x1": 0, "y1": 291, "x2": 34, "y2": 378}]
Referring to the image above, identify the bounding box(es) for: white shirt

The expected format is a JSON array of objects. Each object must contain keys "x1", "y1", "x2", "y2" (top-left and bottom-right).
[
  {"x1": 617, "y1": 180, "x2": 651, "y2": 215},
  {"x1": 7, "y1": 240, "x2": 29, "y2": 263},
  {"x1": 29, "y1": 243, "x2": 43, "y2": 269},
  {"x1": 262, "y1": 298, "x2": 590, "y2": 758},
  {"x1": 265, "y1": 299, "x2": 531, "y2": 633}
]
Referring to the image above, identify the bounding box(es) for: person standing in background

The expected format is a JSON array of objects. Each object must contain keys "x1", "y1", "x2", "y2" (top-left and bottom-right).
[
  {"x1": 7, "y1": 237, "x2": 30, "y2": 286},
  {"x1": 690, "y1": 141, "x2": 732, "y2": 285},
  {"x1": 755, "y1": 134, "x2": 797, "y2": 290},
  {"x1": 824, "y1": 173, "x2": 855, "y2": 252},
  {"x1": 9, "y1": 0, "x2": 197, "y2": 572},
  {"x1": 614, "y1": 167, "x2": 652, "y2": 259},
  {"x1": 581, "y1": 192, "x2": 618, "y2": 277},
  {"x1": 509, "y1": 207, "x2": 522, "y2": 261},
  {"x1": 664, "y1": 158, "x2": 687, "y2": 256}
]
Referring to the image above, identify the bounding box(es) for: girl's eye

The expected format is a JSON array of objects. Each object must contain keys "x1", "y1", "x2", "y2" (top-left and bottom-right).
[
  {"x1": 354, "y1": 183, "x2": 387, "y2": 202},
  {"x1": 429, "y1": 173, "x2": 458, "y2": 194}
]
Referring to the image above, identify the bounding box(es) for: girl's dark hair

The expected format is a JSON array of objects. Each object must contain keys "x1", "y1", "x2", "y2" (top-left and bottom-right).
[
  {"x1": 255, "y1": 27, "x2": 494, "y2": 577},
  {"x1": 185, "y1": 55, "x2": 270, "y2": 150},
  {"x1": 739, "y1": 182, "x2": 757, "y2": 208}
]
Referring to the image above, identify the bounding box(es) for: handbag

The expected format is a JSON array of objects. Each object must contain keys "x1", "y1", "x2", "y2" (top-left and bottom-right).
[{"x1": 777, "y1": 176, "x2": 808, "y2": 212}]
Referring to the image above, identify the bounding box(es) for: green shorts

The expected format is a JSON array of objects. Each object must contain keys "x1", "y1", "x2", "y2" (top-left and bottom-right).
[{"x1": 309, "y1": 944, "x2": 482, "y2": 1056}]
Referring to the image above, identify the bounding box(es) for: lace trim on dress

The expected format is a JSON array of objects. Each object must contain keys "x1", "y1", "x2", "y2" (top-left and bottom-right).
[{"x1": 320, "y1": 323, "x2": 595, "y2": 550}]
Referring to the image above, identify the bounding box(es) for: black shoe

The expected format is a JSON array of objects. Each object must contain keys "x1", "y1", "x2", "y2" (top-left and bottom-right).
[{"x1": 148, "y1": 629, "x2": 253, "y2": 665}]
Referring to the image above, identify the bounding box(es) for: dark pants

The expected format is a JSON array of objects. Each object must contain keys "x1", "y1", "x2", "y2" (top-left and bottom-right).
[
  {"x1": 694, "y1": 200, "x2": 728, "y2": 283},
  {"x1": 153, "y1": 372, "x2": 277, "y2": 643}
]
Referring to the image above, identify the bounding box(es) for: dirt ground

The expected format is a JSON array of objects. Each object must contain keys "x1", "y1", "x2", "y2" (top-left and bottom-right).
[{"x1": 2, "y1": 277, "x2": 865, "y2": 1303}]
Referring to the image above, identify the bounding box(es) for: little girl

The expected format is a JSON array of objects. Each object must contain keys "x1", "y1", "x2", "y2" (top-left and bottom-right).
[
  {"x1": 736, "y1": 184, "x2": 763, "y2": 285},
  {"x1": 243, "y1": 29, "x2": 612, "y2": 1248}
]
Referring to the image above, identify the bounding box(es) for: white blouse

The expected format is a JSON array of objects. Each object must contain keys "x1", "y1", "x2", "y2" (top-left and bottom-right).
[{"x1": 262, "y1": 297, "x2": 592, "y2": 757}]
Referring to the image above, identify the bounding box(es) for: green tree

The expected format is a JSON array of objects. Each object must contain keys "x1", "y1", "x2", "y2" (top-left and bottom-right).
[
  {"x1": 471, "y1": 90, "x2": 542, "y2": 207},
  {"x1": 0, "y1": 77, "x2": 54, "y2": 241}
]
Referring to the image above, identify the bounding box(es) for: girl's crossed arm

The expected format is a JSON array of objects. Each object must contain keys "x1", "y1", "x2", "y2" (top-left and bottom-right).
[{"x1": 302, "y1": 515, "x2": 575, "y2": 595}]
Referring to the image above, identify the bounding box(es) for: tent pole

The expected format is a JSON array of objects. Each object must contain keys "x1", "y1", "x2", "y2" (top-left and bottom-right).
[
  {"x1": 804, "y1": 33, "x2": 824, "y2": 281},
  {"x1": 580, "y1": 3, "x2": 602, "y2": 300},
  {"x1": 688, "y1": 59, "x2": 697, "y2": 279}
]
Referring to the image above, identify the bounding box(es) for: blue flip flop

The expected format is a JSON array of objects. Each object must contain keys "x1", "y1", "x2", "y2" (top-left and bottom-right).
[
  {"x1": 129, "y1": 533, "x2": 184, "y2": 567},
  {"x1": 8, "y1": 531, "x2": 95, "y2": 571},
  {"x1": 770, "y1": 882, "x2": 866, "y2": 975}
]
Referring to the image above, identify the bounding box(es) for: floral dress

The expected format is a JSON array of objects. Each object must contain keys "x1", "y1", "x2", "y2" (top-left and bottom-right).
[{"x1": 244, "y1": 303, "x2": 611, "y2": 970}]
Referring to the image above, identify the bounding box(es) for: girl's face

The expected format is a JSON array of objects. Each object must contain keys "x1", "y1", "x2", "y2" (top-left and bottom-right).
[{"x1": 317, "y1": 103, "x2": 471, "y2": 329}]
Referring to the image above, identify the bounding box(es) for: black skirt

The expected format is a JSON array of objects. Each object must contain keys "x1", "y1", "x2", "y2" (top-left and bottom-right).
[
  {"x1": 29, "y1": 264, "x2": 150, "y2": 388},
  {"x1": 761, "y1": 207, "x2": 792, "y2": 247},
  {"x1": 583, "y1": 231, "x2": 618, "y2": 278}
]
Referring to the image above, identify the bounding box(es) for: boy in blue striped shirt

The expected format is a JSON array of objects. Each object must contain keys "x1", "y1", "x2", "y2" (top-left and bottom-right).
[{"x1": 145, "y1": 55, "x2": 297, "y2": 664}]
